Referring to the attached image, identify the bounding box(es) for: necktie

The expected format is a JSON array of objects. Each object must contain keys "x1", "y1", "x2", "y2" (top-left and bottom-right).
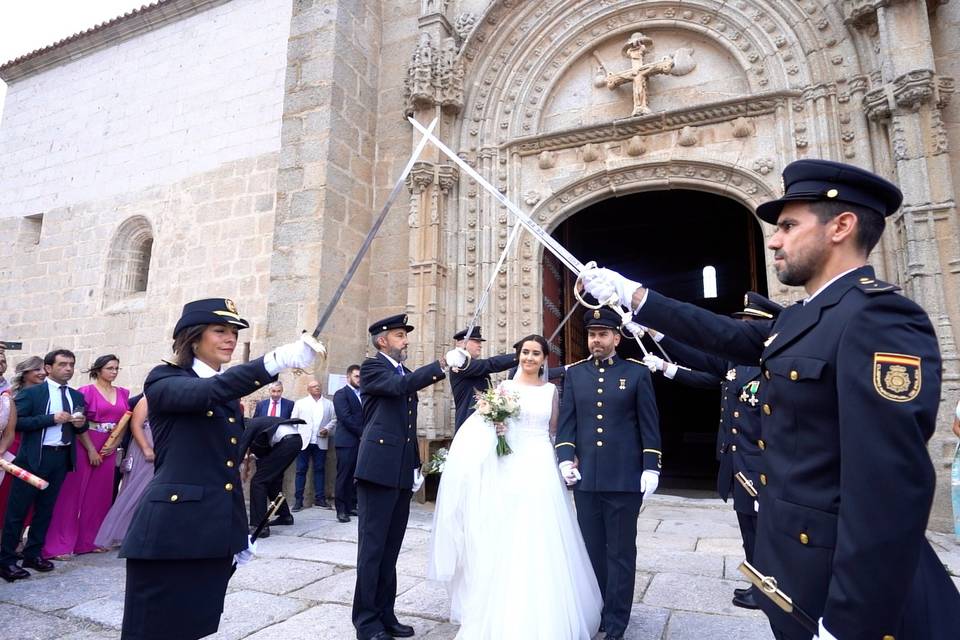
[
  {"x1": 60, "y1": 385, "x2": 72, "y2": 443},
  {"x1": 395, "y1": 364, "x2": 404, "y2": 376},
  {"x1": 270, "y1": 400, "x2": 278, "y2": 417}
]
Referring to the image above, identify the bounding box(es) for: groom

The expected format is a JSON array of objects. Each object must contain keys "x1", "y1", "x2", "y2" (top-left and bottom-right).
[{"x1": 556, "y1": 308, "x2": 662, "y2": 640}]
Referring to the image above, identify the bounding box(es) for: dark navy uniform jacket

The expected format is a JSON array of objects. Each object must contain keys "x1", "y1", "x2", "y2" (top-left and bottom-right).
[
  {"x1": 634, "y1": 266, "x2": 960, "y2": 640},
  {"x1": 663, "y1": 337, "x2": 764, "y2": 515},
  {"x1": 556, "y1": 355, "x2": 661, "y2": 492},
  {"x1": 333, "y1": 385, "x2": 364, "y2": 448},
  {"x1": 355, "y1": 352, "x2": 445, "y2": 490},
  {"x1": 121, "y1": 358, "x2": 275, "y2": 560},
  {"x1": 449, "y1": 353, "x2": 517, "y2": 430}
]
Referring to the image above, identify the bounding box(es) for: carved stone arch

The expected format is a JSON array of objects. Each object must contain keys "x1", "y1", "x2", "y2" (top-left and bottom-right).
[{"x1": 103, "y1": 215, "x2": 154, "y2": 310}]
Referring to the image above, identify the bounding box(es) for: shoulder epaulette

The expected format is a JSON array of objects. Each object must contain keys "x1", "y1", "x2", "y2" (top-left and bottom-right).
[
  {"x1": 567, "y1": 357, "x2": 592, "y2": 368},
  {"x1": 626, "y1": 358, "x2": 644, "y2": 365},
  {"x1": 160, "y1": 359, "x2": 181, "y2": 368},
  {"x1": 855, "y1": 276, "x2": 900, "y2": 295}
]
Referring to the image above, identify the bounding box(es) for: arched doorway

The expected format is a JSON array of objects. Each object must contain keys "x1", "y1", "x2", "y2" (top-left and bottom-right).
[{"x1": 543, "y1": 189, "x2": 767, "y2": 492}]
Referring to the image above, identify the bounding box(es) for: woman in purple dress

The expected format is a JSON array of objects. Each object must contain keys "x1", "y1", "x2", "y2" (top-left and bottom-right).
[
  {"x1": 95, "y1": 395, "x2": 154, "y2": 548},
  {"x1": 43, "y1": 355, "x2": 129, "y2": 557}
]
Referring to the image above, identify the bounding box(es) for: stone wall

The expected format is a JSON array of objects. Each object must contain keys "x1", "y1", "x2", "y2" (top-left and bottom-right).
[
  {"x1": 0, "y1": 151, "x2": 280, "y2": 393},
  {"x1": 0, "y1": 0, "x2": 291, "y2": 219}
]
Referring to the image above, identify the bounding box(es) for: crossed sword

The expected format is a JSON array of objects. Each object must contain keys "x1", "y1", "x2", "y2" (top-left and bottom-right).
[{"x1": 305, "y1": 116, "x2": 670, "y2": 365}]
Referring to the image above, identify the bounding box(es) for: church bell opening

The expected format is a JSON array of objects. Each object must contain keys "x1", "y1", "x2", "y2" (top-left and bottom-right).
[{"x1": 543, "y1": 189, "x2": 768, "y2": 493}]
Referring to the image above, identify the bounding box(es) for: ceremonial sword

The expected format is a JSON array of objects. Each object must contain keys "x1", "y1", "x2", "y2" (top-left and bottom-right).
[
  {"x1": 304, "y1": 117, "x2": 439, "y2": 344},
  {"x1": 738, "y1": 561, "x2": 818, "y2": 635},
  {"x1": 407, "y1": 117, "x2": 670, "y2": 361}
]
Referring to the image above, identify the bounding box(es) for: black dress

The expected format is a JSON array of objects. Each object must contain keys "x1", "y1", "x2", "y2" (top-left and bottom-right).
[{"x1": 119, "y1": 357, "x2": 275, "y2": 640}]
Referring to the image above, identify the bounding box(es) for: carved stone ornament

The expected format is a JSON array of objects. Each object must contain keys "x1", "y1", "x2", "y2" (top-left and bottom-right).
[
  {"x1": 454, "y1": 13, "x2": 478, "y2": 44},
  {"x1": 625, "y1": 135, "x2": 646, "y2": 156},
  {"x1": 582, "y1": 143, "x2": 601, "y2": 162},
  {"x1": 677, "y1": 126, "x2": 699, "y2": 147},
  {"x1": 403, "y1": 32, "x2": 464, "y2": 117},
  {"x1": 731, "y1": 116, "x2": 754, "y2": 138},
  {"x1": 753, "y1": 158, "x2": 775, "y2": 175},
  {"x1": 593, "y1": 32, "x2": 696, "y2": 117},
  {"x1": 523, "y1": 190, "x2": 542, "y2": 206},
  {"x1": 538, "y1": 150, "x2": 557, "y2": 169}
]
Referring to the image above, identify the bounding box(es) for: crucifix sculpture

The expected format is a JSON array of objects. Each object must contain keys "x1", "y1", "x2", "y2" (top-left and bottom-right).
[{"x1": 594, "y1": 32, "x2": 696, "y2": 117}]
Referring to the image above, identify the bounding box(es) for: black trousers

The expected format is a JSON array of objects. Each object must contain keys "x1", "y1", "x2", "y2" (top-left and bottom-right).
[
  {"x1": 248, "y1": 435, "x2": 300, "y2": 526},
  {"x1": 736, "y1": 510, "x2": 758, "y2": 564},
  {"x1": 0, "y1": 447, "x2": 70, "y2": 564},
  {"x1": 335, "y1": 445, "x2": 359, "y2": 515},
  {"x1": 122, "y1": 556, "x2": 233, "y2": 640},
  {"x1": 573, "y1": 490, "x2": 644, "y2": 637},
  {"x1": 352, "y1": 480, "x2": 411, "y2": 638}
]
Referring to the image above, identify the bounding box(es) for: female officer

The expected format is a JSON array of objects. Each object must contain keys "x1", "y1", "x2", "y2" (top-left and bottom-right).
[{"x1": 119, "y1": 298, "x2": 323, "y2": 640}]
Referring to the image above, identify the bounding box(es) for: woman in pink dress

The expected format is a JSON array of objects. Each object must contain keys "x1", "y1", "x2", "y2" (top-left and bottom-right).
[
  {"x1": 0, "y1": 356, "x2": 46, "y2": 523},
  {"x1": 43, "y1": 355, "x2": 129, "y2": 558}
]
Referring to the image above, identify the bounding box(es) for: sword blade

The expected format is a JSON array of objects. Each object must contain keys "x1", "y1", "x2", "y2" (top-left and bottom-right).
[
  {"x1": 407, "y1": 117, "x2": 586, "y2": 277},
  {"x1": 462, "y1": 221, "x2": 523, "y2": 344},
  {"x1": 311, "y1": 117, "x2": 439, "y2": 338}
]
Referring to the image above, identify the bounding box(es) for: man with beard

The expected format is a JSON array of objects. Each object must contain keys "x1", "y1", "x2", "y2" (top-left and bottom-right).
[
  {"x1": 352, "y1": 314, "x2": 452, "y2": 640},
  {"x1": 555, "y1": 307, "x2": 661, "y2": 640},
  {"x1": 580, "y1": 159, "x2": 960, "y2": 640}
]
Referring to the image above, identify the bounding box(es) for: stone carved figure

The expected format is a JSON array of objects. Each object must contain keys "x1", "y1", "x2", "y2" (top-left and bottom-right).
[
  {"x1": 404, "y1": 32, "x2": 435, "y2": 116},
  {"x1": 436, "y1": 37, "x2": 465, "y2": 113},
  {"x1": 595, "y1": 32, "x2": 696, "y2": 117}
]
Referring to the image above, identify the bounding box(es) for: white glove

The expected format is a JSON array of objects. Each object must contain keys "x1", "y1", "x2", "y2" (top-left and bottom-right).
[
  {"x1": 265, "y1": 334, "x2": 325, "y2": 375},
  {"x1": 581, "y1": 267, "x2": 642, "y2": 310},
  {"x1": 642, "y1": 353, "x2": 665, "y2": 372},
  {"x1": 233, "y1": 536, "x2": 258, "y2": 566},
  {"x1": 622, "y1": 320, "x2": 644, "y2": 338},
  {"x1": 815, "y1": 618, "x2": 838, "y2": 640},
  {"x1": 640, "y1": 470, "x2": 660, "y2": 499},
  {"x1": 412, "y1": 468, "x2": 425, "y2": 492},
  {"x1": 444, "y1": 347, "x2": 468, "y2": 369},
  {"x1": 558, "y1": 461, "x2": 581, "y2": 486}
]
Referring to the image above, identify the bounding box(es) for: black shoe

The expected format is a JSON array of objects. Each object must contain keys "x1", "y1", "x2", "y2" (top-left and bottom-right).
[
  {"x1": 337, "y1": 513, "x2": 351, "y2": 523},
  {"x1": 383, "y1": 622, "x2": 414, "y2": 638},
  {"x1": 349, "y1": 508, "x2": 359, "y2": 516},
  {"x1": 734, "y1": 586, "x2": 750, "y2": 597},
  {"x1": 21, "y1": 557, "x2": 54, "y2": 572},
  {"x1": 357, "y1": 632, "x2": 393, "y2": 640},
  {"x1": 257, "y1": 526, "x2": 271, "y2": 539},
  {"x1": 0, "y1": 563, "x2": 30, "y2": 582},
  {"x1": 292, "y1": 500, "x2": 304, "y2": 512},
  {"x1": 315, "y1": 498, "x2": 332, "y2": 509},
  {"x1": 269, "y1": 515, "x2": 294, "y2": 526},
  {"x1": 605, "y1": 636, "x2": 623, "y2": 640},
  {"x1": 732, "y1": 588, "x2": 760, "y2": 610}
]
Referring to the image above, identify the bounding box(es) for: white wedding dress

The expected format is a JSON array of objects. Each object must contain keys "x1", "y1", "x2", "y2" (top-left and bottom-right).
[{"x1": 429, "y1": 380, "x2": 602, "y2": 640}]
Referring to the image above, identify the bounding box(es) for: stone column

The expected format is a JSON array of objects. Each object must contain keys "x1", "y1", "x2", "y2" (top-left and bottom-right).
[
  {"x1": 269, "y1": 1, "x2": 382, "y2": 504},
  {"x1": 852, "y1": 0, "x2": 958, "y2": 532}
]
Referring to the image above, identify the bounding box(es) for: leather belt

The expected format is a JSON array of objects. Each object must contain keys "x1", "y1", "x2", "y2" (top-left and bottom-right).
[
  {"x1": 43, "y1": 444, "x2": 71, "y2": 451},
  {"x1": 280, "y1": 434, "x2": 300, "y2": 442}
]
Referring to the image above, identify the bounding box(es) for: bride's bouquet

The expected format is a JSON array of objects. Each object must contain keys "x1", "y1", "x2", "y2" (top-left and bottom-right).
[
  {"x1": 424, "y1": 447, "x2": 448, "y2": 475},
  {"x1": 474, "y1": 382, "x2": 520, "y2": 456}
]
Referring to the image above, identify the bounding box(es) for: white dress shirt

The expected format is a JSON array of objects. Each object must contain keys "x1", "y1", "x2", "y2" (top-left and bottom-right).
[
  {"x1": 43, "y1": 377, "x2": 74, "y2": 446},
  {"x1": 291, "y1": 395, "x2": 337, "y2": 450}
]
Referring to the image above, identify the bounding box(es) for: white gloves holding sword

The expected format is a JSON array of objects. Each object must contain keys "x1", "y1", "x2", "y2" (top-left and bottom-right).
[{"x1": 558, "y1": 460, "x2": 660, "y2": 499}]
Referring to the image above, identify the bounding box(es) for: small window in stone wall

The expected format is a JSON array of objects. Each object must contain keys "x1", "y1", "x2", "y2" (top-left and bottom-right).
[{"x1": 103, "y1": 216, "x2": 154, "y2": 310}]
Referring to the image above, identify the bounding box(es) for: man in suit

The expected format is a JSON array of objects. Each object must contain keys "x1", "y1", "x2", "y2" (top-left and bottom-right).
[
  {"x1": 643, "y1": 292, "x2": 783, "y2": 610},
  {"x1": 555, "y1": 308, "x2": 661, "y2": 640},
  {"x1": 352, "y1": 314, "x2": 452, "y2": 640},
  {"x1": 1, "y1": 349, "x2": 88, "y2": 581},
  {"x1": 253, "y1": 382, "x2": 294, "y2": 420},
  {"x1": 239, "y1": 416, "x2": 304, "y2": 537},
  {"x1": 447, "y1": 327, "x2": 517, "y2": 431},
  {"x1": 291, "y1": 378, "x2": 337, "y2": 510},
  {"x1": 582, "y1": 159, "x2": 960, "y2": 639},
  {"x1": 333, "y1": 364, "x2": 363, "y2": 522}
]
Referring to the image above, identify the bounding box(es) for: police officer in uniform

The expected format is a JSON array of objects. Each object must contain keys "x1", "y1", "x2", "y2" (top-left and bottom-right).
[
  {"x1": 643, "y1": 292, "x2": 783, "y2": 610},
  {"x1": 120, "y1": 299, "x2": 321, "y2": 640},
  {"x1": 353, "y1": 314, "x2": 450, "y2": 640},
  {"x1": 582, "y1": 159, "x2": 960, "y2": 640},
  {"x1": 447, "y1": 327, "x2": 517, "y2": 431},
  {"x1": 555, "y1": 307, "x2": 661, "y2": 640}
]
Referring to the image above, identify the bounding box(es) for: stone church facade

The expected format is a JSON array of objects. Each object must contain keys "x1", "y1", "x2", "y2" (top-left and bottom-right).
[{"x1": 1, "y1": 0, "x2": 958, "y2": 529}]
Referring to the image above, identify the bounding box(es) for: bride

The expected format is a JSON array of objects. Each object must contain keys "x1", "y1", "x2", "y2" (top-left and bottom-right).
[{"x1": 429, "y1": 334, "x2": 602, "y2": 639}]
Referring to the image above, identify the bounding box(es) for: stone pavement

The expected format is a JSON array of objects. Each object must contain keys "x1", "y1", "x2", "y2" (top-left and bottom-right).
[{"x1": 1, "y1": 493, "x2": 958, "y2": 640}]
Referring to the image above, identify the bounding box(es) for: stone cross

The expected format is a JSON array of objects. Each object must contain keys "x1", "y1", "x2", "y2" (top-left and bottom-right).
[{"x1": 595, "y1": 32, "x2": 695, "y2": 117}]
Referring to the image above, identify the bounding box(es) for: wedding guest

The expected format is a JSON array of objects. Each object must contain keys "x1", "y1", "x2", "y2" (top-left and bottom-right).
[
  {"x1": 44, "y1": 355, "x2": 129, "y2": 558},
  {"x1": 94, "y1": 395, "x2": 154, "y2": 549},
  {"x1": 0, "y1": 357, "x2": 46, "y2": 523},
  {"x1": 0, "y1": 392, "x2": 17, "y2": 520},
  {"x1": 291, "y1": 379, "x2": 337, "y2": 511},
  {"x1": 0, "y1": 349, "x2": 9, "y2": 394},
  {"x1": 118, "y1": 298, "x2": 322, "y2": 639},
  {"x1": 0, "y1": 349, "x2": 88, "y2": 581}
]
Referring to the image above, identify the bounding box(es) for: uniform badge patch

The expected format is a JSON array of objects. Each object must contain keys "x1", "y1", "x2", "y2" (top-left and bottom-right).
[
  {"x1": 726, "y1": 369, "x2": 737, "y2": 381},
  {"x1": 873, "y1": 352, "x2": 922, "y2": 402},
  {"x1": 763, "y1": 333, "x2": 779, "y2": 348},
  {"x1": 224, "y1": 298, "x2": 238, "y2": 314},
  {"x1": 619, "y1": 378, "x2": 627, "y2": 390}
]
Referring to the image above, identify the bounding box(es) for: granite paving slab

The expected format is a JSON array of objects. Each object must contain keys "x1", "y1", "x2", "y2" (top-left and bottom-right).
[
  {"x1": 64, "y1": 593, "x2": 125, "y2": 629},
  {"x1": 643, "y1": 572, "x2": 769, "y2": 618},
  {"x1": 623, "y1": 602, "x2": 671, "y2": 640},
  {"x1": 229, "y1": 557, "x2": 336, "y2": 594},
  {"x1": 286, "y1": 567, "x2": 418, "y2": 605},
  {"x1": 255, "y1": 536, "x2": 357, "y2": 566},
  {"x1": 696, "y1": 537, "x2": 747, "y2": 554},
  {"x1": 0, "y1": 603, "x2": 85, "y2": 638},
  {"x1": 634, "y1": 549, "x2": 725, "y2": 578},
  {"x1": 636, "y1": 531, "x2": 699, "y2": 551},
  {"x1": 0, "y1": 565, "x2": 125, "y2": 612},
  {"x1": 655, "y1": 518, "x2": 743, "y2": 539},
  {"x1": 210, "y1": 591, "x2": 310, "y2": 640},
  {"x1": 394, "y1": 579, "x2": 451, "y2": 621},
  {"x1": 664, "y1": 610, "x2": 772, "y2": 639},
  {"x1": 242, "y1": 602, "x2": 439, "y2": 640}
]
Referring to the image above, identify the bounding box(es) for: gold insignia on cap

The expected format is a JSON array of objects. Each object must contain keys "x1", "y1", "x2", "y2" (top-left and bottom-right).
[
  {"x1": 225, "y1": 299, "x2": 238, "y2": 314},
  {"x1": 403, "y1": 315, "x2": 408, "y2": 323},
  {"x1": 826, "y1": 188, "x2": 839, "y2": 198},
  {"x1": 593, "y1": 310, "x2": 601, "y2": 319},
  {"x1": 780, "y1": 175, "x2": 786, "y2": 196},
  {"x1": 743, "y1": 293, "x2": 749, "y2": 307},
  {"x1": 874, "y1": 352, "x2": 921, "y2": 402}
]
